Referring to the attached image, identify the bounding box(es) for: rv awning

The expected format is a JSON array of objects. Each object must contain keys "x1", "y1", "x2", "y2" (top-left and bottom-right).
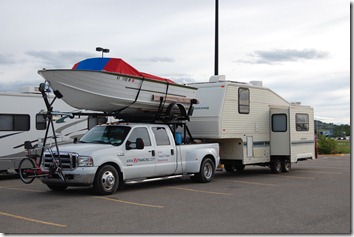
[{"x1": 72, "y1": 57, "x2": 175, "y2": 83}]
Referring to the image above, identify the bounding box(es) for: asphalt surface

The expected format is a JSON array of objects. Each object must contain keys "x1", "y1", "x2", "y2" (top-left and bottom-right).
[{"x1": 0, "y1": 154, "x2": 351, "y2": 234}]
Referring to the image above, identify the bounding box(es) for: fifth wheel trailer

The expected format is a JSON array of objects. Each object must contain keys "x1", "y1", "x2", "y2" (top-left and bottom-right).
[{"x1": 187, "y1": 75, "x2": 315, "y2": 173}]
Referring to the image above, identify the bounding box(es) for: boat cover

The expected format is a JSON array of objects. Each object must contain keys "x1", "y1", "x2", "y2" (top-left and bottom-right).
[{"x1": 72, "y1": 57, "x2": 175, "y2": 83}]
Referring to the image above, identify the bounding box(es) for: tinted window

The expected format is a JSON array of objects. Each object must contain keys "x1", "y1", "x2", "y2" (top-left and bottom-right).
[
  {"x1": 80, "y1": 126, "x2": 131, "y2": 145},
  {"x1": 238, "y1": 88, "x2": 250, "y2": 114},
  {"x1": 36, "y1": 114, "x2": 46, "y2": 130},
  {"x1": 0, "y1": 114, "x2": 30, "y2": 131},
  {"x1": 296, "y1": 113, "x2": 309, "y2": 131},
  {"x1": 152, "y1": 127, "x2": 171, "y2": 145},
  {"x1": 128, "y1": 127, "x2": 151, "y2": 146},
  {"x1": 272, "y1": 114, "x2": 287, "y2": 132}
]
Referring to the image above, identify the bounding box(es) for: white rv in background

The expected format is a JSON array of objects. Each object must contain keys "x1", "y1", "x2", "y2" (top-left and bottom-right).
[
  {"x1": 0, "y1": 87, "x2": 95, "y2": 173},
  {"x1": 187, "y1": 75, "x2": 315, "y2": 173}
]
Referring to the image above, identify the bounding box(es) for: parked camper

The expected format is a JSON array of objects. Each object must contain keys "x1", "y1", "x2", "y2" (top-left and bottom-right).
[
  {"x1": 0, "y1": 87, "x2": 94, "y2": 173},
  {"x1": 187, "y1": 76, "x2": 315, "y2": 173}
]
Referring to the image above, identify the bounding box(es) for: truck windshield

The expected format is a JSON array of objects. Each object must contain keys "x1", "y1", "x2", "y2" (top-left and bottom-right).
[{"x1": 79, "y1": 126, "x2": 131, "y2": 146}]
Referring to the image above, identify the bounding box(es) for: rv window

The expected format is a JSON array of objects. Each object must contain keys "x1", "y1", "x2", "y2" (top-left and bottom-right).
[
  {"x1": 272, "y1": 114, "x2": 287, "y2": 132},
  {"x1": 238, "y1": 88, "x2": 250, "y2": 114},
  {"x1": 0, "y1": 114, "x2": 30, "y2": 131},
  {"x1": 152, "y1": 127, "x2": 171, "y2": 146},
  {"x1": 296, "y1": 113, "x2": 309, "y2": 131},
  {"x1": 88, "y1": 116, "x2": 108, "y2": 130},
  {"x1": 36, "y1": 114, "x2": 46, "y2": 130}
]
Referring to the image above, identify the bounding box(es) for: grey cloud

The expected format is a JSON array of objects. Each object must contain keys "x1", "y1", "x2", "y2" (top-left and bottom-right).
[
  {"x1": 237, "y1": 49, "x2": 330, "y2": 64},
  {"x1": 0, "y1": 53, "x2": 16, "y2": 65},
  {"x1": 134, "y1": 57, "x2": 175, "y2": 63},
  {"x1": 26, "y1": 50, "x2": 95, "y2": 68},
  {"x1": 0, "y1": 80, "x2": 42, "y2": 92},
  {"x1": 165, "y1": 73, "x2": 197, "y2": 84}
]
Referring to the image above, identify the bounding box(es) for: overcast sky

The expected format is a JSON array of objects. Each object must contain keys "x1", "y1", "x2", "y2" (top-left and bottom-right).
[{"x1": 0, "y1": 0, "x2": 350, "y2": 124}]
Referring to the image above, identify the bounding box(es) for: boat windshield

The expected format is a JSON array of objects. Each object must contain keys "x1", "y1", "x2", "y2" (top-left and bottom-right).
[{"x1": 79, "y1": 126, "x2": 131, "y2": 146}]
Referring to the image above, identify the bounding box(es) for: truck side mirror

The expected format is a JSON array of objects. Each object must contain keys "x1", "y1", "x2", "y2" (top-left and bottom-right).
[
  {"x1": 125, "y1": 138, "x2": 144, "y2": 150},
  {"x1": 126, "y1": 140, "x2": 132, "y2": 150},
  {"x1": 136, "y1": 138, "x2": 144, "y2": 149}
]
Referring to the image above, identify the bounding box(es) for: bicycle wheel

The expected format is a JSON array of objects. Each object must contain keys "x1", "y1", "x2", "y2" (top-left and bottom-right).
[{"x1": 18, "y1": 158, "x2": 37, "y2": 184}]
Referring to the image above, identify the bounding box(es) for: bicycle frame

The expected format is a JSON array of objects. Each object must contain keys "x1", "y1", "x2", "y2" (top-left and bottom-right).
[{"x1": 19, "y1": 83, "x2": 66, "y2": 184}]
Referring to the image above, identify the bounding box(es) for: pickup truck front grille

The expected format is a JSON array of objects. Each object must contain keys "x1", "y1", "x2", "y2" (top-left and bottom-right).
[{"x1": 43, "y1": 153, "x2": 77, "y2": 170}]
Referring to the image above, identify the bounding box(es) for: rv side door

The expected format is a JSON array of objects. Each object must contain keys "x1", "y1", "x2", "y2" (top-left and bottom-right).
[{"x1": 270, "y1": 108, "x2": 290, "y2": 156}]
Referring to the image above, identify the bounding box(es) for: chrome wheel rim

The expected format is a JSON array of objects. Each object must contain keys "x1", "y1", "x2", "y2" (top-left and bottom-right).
[
  {"x1": 101, "y1": 171, "x2": 116, "y2": 191},
  {"x1": 204, "y1": 163, "x2": 213, "y2": 179}
]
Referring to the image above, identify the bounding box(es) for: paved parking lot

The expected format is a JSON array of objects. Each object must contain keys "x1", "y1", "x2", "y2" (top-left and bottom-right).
[{"x1": 0, "y1": 154, "x2": 350, "y2": 234}]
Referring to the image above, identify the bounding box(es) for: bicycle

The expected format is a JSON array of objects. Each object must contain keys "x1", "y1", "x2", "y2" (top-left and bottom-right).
[{"x1": 18, "y1": 141, "x2": 65, "y2": 184}]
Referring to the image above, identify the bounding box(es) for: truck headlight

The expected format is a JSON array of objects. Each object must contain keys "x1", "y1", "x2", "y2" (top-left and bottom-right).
[{"x1": 77, "y1": 156, "x2": 94, "y2": 167}]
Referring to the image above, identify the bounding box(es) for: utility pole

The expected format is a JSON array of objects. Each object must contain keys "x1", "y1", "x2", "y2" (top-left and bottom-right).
[{"x1": 214, "y1": 0, "x2": 219, "y2": 76}]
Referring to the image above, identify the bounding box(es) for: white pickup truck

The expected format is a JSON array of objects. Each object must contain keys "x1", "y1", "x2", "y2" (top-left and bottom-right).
[{"x1": 40, "y1": 123, "x2": 220, "y2": 195}]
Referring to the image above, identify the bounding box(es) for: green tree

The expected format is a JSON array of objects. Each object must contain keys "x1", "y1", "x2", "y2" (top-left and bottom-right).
[{"x1": 317, "y1": 135, "x2": 337, "y2": 154}]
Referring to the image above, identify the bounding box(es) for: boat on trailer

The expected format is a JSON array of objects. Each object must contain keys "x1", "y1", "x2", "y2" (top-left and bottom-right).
[{"x1": 38, "y1": 57, "x2": 197, "y2": 114}]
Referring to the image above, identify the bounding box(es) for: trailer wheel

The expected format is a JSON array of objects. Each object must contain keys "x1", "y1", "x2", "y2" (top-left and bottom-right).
[
  {"x1": 281, "y1": 159, "x2": 291, "y2": 172},
  {"x1": 270, "y1": 159, "x2": 282, "y2": 174},
  {"x1": 191, "y1": 157, "x2": 215, "y2": 183},
  {"x1": 224, "y1": 164, "x2": 235, "y2": 172},
  {"x1": 235, "y1": 164, "x2": 245, "y2": 172},
  {"x1": 93, "y1": 164, "x2": 120, "y2": 195}
]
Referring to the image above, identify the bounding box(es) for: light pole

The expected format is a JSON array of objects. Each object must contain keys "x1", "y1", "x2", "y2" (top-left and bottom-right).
[
  {"x1": 96, "y1": 47, "x2": 110, "y2": 57},
  {"x1": 214, "y1": 0, "x2": 219, "y2": 76}
]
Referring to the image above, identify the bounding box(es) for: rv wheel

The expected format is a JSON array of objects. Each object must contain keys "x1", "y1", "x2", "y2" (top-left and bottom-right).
[
  {"x1": 235, "y1": 164, "x2": 245, "y2": 172},
  {"x1": 281, "y1": 159, "x2": 291, "y2": 172},
  {"x1": 224, "y1": 164, "x2": 235, "y2": 172},
  {"x1": 270, "y1": 159, "x2": 282, "y2": 174}
]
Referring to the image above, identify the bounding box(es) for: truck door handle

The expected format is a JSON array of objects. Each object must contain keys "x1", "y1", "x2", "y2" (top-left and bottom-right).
[
  {"x1": 149, "y1": 150, "x2": 155, "y2": 156},
  {"x1": 171, "y1": 149, "x2": 174, "y2": 155}
]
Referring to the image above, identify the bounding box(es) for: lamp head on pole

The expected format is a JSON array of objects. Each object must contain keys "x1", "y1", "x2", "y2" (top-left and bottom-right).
[{"x1": 96, "y1": 47, "x2": 110, "y2": 57}]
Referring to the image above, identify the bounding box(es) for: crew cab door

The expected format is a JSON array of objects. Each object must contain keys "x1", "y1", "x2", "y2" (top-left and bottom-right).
[
  {"x1": 123, "y1": 127, "x2": 155, "y2": 179},
  {"x1": 152, "y1": 126, "x2": 176, "y2": 176}
]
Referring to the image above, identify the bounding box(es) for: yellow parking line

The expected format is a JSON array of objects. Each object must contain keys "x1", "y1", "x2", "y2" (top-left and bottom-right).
[
  {"x1": 271, "y1": 175, "x2": 315, "y2": 180},
  {"x1": 302, "y1": 171, "x2": 342, "y2": 175},
  {"x1": 168, "y1": 187, "x2": 232, "y2": 196},
  {"x1": 94, "y1": 196, "x2": 164, "y2": 208},
  {"x1": 220, "y1": 179, "x2": 279, "y2": 187},
  {"x1": 0, "y1": 186, "x2": 46, "y2": 193},
  {"x1": 0, "y1": 211, "x2": 66, "y2": 227}
]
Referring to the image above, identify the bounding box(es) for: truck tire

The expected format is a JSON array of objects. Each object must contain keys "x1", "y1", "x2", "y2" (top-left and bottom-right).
[
  {"x1": 270, "y1": 159, "x2": 282, "y2": 174},
  {"x1": 281, "y1": 159, "x2": 291, "y2": 172},
  {"x1": 93, "y1": 164, "x2": 119, "y2": 195},
  {"x1": 191, "y1": 157, "x2": 215, "y2": 183}
]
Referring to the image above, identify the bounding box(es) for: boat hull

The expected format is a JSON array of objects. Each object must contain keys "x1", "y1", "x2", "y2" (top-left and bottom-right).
[{"x1": 38, "y1": 69, "x2": 197, "y2": 113}]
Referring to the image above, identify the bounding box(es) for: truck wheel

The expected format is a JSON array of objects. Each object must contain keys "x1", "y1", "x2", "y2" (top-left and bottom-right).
[
  {"x1": 281, "y1": 159, "x2": 291, "y2": 172},
  {"x1": 93, "y1": 164, "x2": 119, "y2": 195},
  {"x1": 192, "y1": 157, "x2": 215, "y2": 183},
  {"x1": 270, "y1": 159, "x2": 282, "y2": 174}
]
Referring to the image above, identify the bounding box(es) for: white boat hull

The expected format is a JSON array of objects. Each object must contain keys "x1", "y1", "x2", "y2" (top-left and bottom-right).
[{"x1": 38, "y1": 69, "x2": 197, "y2": 113}]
